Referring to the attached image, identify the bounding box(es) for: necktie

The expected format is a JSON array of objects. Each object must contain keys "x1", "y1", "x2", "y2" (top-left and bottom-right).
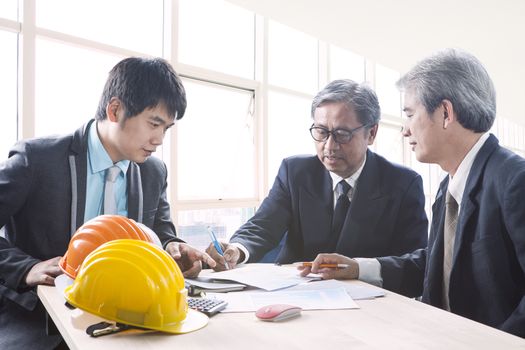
[
  {"x1": 103, "y1": 165, "x2": 121, "y2": 215},
  {"x1": 442, "y1": 190, "x2": 458, "y2": 311},
  {"x1": 332, "y1": 180, "x2": 352, "y2": 237}
]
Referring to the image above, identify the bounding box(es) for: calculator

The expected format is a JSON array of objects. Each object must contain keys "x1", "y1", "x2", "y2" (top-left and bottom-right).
[{"x1": 187, "y1": 297, "x2": 228, "y2": 317}]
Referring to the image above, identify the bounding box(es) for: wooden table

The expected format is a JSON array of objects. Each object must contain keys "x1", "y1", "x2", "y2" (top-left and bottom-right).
[{"x1": 38, "y1": 279, "x2": 525, "y2": 350}]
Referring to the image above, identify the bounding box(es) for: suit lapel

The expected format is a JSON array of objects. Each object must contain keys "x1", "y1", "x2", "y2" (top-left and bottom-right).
[
  {"x1": 425, "y1": 135, "x2": 499, "y2": 306},
  {"x1": 335, "y1": 151, "x2": 388, "y2": 255},
  {"x1": 425, "y1": 181, "x2": 447, "y2": 305},
  {"x1": 452, "y1": 135, "x2": 499, "y2": 267},
  {"x1": 299, "y1": 162, "x2": 333, "y2": 253},
  {"x1": 69, "y1": 121, "x2": 91, "y2": 233}
]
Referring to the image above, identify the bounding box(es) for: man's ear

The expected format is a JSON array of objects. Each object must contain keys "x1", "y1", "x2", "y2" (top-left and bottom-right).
[
  {"x1": 442, "y1": 99, "x2": 455, "y2": 129},
  {"x1": 106, "y1": 98, "x2": 121, "y2": 123},
  {"x1": 367, "y1": 124, "x2": 379, "y2": 145}
]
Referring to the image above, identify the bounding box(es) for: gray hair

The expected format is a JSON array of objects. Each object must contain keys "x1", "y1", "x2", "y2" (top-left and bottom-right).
[
  {"x1": 396, "y1": 48, "x2": 496, "y2": 132},
  {"x1": 311, "y1": 79, "x2": 381, "y2": 126}
]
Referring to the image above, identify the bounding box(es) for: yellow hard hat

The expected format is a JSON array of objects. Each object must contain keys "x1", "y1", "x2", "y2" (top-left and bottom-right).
[{"x1": 64, "y1": 239, "x2": 208, "y2": 334}]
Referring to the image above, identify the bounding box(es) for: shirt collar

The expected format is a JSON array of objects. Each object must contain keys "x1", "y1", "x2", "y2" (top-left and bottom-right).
[
  {"x1": 447, "y1": 132, "x2": 490, "y2": 206},
  {"x1": 88, "y1": 121, "x2": 130, "y2": 174},
  {"x1": 330, "y1": 153, "x2": 367, "y2": 191}
]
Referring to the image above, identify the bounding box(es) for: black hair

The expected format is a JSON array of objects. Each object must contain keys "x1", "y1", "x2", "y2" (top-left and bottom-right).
[{"x1": 95, "y1": 57, "x2": 186, "y2": 121}]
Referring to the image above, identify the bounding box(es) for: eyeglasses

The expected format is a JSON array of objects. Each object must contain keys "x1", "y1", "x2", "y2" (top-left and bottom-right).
[{"x1": 309, "y1": 124, "x2": 370, "y2": 144}]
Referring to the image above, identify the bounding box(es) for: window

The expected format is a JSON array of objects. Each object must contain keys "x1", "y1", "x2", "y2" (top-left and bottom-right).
[
  {"x1": 176, "y1": 79, "x2": 256, "y2": 200},
  {"x1": 374, "y1": 123, "x2": 404, "y2": 165},
  {"x1": 177, "y1": 207, "x2": 255, "y2": 250},
  {"x1": 34, "y1": 38, "x2": 123, "y2": 136},
  {"x1": 375, "y1": 63, "x2": 401, "y2": 117},
  {"x1": 178, "y1": 0, "x2": 255, "y2": 79},
  {"x1": 0, "y1": 30, "x2": 18, "y2": 160},
  {"x1": 10, "y1": 0, "x2": 525, "y2": 244},
  {"x1": 267, "y1": 91, "x2": 313, "y2": 185},
  {"x1": 268, "y1": 20, "x2": 318, "y2": 94},
  {"x1": 329, "y1": 45, "x2": 365, "y2": 82},
  {"x1": 36, "y1": 0, "x2": 163, "y2": 55},
  {"x1": 0, "y1": 0, "x2": 18, "y2": 21}
]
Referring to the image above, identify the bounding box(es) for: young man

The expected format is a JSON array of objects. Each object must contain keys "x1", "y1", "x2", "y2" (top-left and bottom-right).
[
  {"x1": 304, "y1": 49, "x2": 525, "y2": 338},
  {"x1": 207, "y1": 79, "x2": 428, "y2": 271},
  {"x1": 0, "y1": 57, "x2": 215, "y2": 349}
]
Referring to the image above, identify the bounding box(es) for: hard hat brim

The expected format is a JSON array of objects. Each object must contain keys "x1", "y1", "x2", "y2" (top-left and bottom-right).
[
  {"x1": 62, "y1": 277, "x2": 209, "y2": 334},
  {"x1": 160, "y1": 308, "x2": 209, "y2": 334}
]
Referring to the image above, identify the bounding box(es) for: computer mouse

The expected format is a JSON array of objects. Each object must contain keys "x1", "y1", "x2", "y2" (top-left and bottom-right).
[{"x1": 255, "y1": 304, "x2": 302, "y2": 322}]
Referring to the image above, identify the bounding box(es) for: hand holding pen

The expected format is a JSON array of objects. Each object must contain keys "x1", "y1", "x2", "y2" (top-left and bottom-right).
[
  {"x1": 297, "y1": 253, "x2": 359, "y2": 280},
  {"x1": 296, "y1": 262, "x2": 351, "y2": 269},
  {"x1": 206, "y1": 226, "x2": 238, "y2": 271}
]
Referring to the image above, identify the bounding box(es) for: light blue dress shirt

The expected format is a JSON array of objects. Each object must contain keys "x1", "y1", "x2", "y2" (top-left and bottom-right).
[{"x1": 84, "y1": 122, "x2": 130, "y2": 222}]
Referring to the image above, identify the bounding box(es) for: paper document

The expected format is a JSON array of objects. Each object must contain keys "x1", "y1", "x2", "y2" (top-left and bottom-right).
[
  {"x1": 185, "y1": 277, "x2": 246, "y2": 294},
  {"x1": 206, "y1": 263, "x2": 319, "y2": 291},
  {"x1": 286, "y1": 279, "x2": 385, "y2": 300},
  {"x1": 207, "y1": 287, "x2": 359, "y2": 312}
]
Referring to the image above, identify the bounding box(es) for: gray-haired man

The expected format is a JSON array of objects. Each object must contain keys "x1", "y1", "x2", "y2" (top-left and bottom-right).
[
  {"x1": 207, "y1": 79, "x2": 428, "y2": 271},
  {"x1": 304, "y1": 49, "x2": 525, "y2": 338}
]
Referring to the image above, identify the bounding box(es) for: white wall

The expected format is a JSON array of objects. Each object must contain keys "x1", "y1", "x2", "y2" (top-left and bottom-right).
[{"x1": 226, "y1": 0, "x2": 525, "y2": 124}]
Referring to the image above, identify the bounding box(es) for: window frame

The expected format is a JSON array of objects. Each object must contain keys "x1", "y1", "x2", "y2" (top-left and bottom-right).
[{"x1": 4, "y1": 0, "x2": 523, "y2": 235}]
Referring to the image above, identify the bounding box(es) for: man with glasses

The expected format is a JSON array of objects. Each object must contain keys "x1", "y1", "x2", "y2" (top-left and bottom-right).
[
  {"x1": 301, "y1": 50, "x2": 525, "y2": 338},
  {"x1": 207, "y1": 79, "x2": 428, "y2": 272}
]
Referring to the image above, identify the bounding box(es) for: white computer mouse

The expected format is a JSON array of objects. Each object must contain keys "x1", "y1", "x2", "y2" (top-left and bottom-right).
[{"x1": 255, "y1": 304, "x2": 302, "y2": 322}]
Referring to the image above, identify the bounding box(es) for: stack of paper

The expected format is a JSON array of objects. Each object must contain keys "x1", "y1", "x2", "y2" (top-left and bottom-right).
[
  {"x1": 185, "y1": 277, "x2": 246, "y2": 295},
  {"x1": 193, "y1": 263, "x2": 385, "y2": 313},
  {"x1": 202, "y1": 263, "x2": 319, "y2": 291}
]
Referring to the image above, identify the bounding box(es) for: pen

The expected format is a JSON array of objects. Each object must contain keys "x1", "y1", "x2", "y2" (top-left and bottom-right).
[
  {"x1": 207, "y1": 226, "x2": 230, "y2": 270},
  {"x1": 297, "y1": 262, "x2": 350, "y2": 269}
]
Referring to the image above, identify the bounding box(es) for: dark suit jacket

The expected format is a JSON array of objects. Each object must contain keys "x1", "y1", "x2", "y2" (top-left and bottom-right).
[
  {"x1": 378, "y1": 134, "x2": 525, "y2": 338},
  {"x1": 0, "y1": 120, "x2": 181, "y2": 349},
  {"x1": 230, "y1": 150, "x2": 428, "y2": 263}
]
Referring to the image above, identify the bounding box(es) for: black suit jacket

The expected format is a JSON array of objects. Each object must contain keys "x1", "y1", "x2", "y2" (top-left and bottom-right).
[
  {"x1": 379, "y1": 134, "x2": 525, "y2": 337},
  {"x1": 0, "y1": 120, "x2": 181, "y2": 348},
  {"x1": 231, "y1": 150, "x2": 428, "y2": 263}
]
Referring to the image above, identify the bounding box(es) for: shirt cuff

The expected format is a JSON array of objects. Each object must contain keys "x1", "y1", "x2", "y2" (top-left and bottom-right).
[
  {"x1": 354, "y1": 258, "x2": 383, "y2": 287},
  {"x1": 230, "y1": 242, "x2": 250, "y2": 263}
]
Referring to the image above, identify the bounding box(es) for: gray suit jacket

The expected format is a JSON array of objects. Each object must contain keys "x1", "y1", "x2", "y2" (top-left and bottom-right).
[
  {"x1": 0, "y1": 120, "x2": 181, "y2": 349},
  {"x1": 231, "y1": 151, "x2": 428, "y2": 263}
]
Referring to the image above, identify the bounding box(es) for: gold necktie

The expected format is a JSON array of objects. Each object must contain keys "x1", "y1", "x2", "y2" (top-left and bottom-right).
[{"x1": 443, "y1": 190, "x2": 458, "y2": 311}]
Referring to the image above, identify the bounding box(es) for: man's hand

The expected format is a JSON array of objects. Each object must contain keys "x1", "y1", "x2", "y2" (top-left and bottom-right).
[
  {"x1": 298, "y1": 253, "x2": 359, "y2": 280},
  {"x1": 165, "y1": 242, "x2": 216, "y2": 278},
  {"x1": 24, "y1": 256, "x2": 63, "y2": 287},
  {"x1": 205, "y1": 242, "x2": 243, "y2": 271}
]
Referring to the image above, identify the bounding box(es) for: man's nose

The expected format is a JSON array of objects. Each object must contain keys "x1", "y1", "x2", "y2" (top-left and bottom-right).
[
  {"x1": 401, "y1": 123, "x2": 411, "y2": 137},
  {"x1": 324, "y1": 133, "x2": 340, "y2": 149},
  {"x1": 151, "y1": 129, "x2": 165, "y2": 145}
]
